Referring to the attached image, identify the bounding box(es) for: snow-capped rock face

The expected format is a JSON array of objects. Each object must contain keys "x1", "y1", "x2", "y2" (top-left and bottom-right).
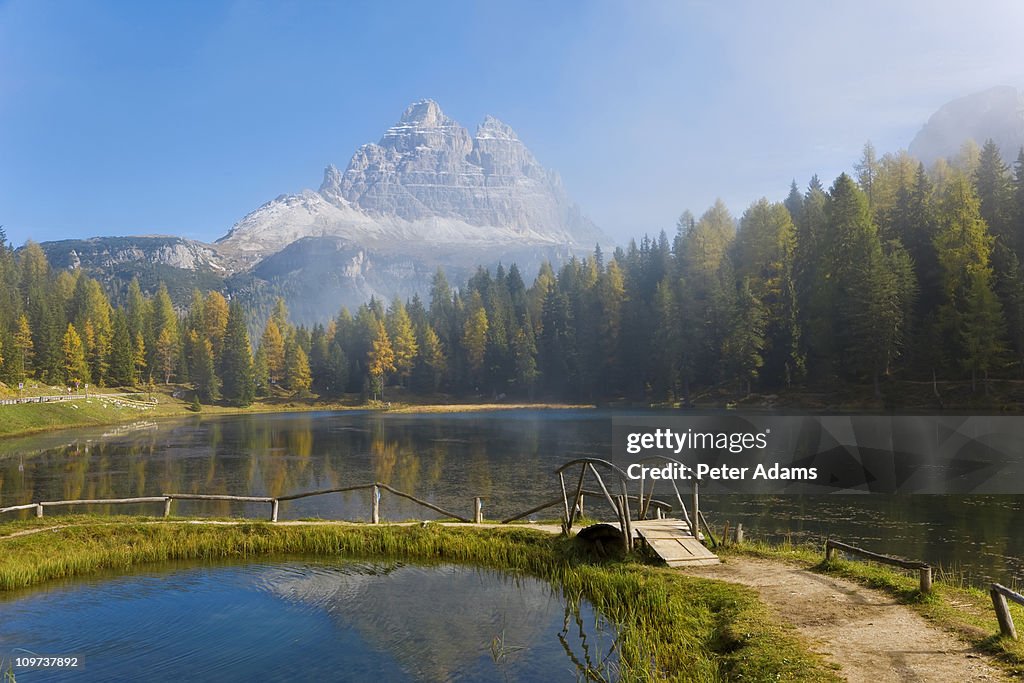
[
  {"x1": 216, "y1": 99, "x2": 605, "y2": 259},
  {"x1": 909, "y1": 86, "x2": 1024, "y2": 166}
]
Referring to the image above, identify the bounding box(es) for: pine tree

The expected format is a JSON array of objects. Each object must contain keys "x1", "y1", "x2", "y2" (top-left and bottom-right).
[
  {"x1": 824, "y1": 173, "x2": 889, "y2": 382},
  {"x1": 855, "y1": 141, "x2": 879, "y2": 212},
  {"x1": 108, "y1": 310, "x2": 135, "y2": 386},
  {"x1": 221, "y1": 300, "x2": 254, "y2": 406},
  {"x1": 721, "y1": 278, "x2": 767, "y2": 395},
  {"x1": 462, "y1": 294, "x2": 489, "y2": 385},
  {"x1": 975, "y1": 139, "x2": 1011, "y2": 243},
  {"x1": 156, "y1": 327, "x2": 176, "y2": 384},
  {"x1": 366, "y1": 320, "x2": 395, "y2": 400},
  {"x1": 252, "y1": 345, "x2": 270, "y2": 397},
  {"x1": 284, "y1": 337, "x2": 312, "y2": 393},
  {"x1": 960, "y1": 269, "x2": 1006, "y2": 392},
  {"x1": 13, "y1": 313, "x2": 33, "y2": 381},
  {"x1": 417, "y1": 324, "x2": 446, "y2": 393},
  {"x1": 259, "y1": 319, "x2": 285, "y2": 385},
  {"x1": 203, "y1": 291, "x2": 229, "y2": 362},
  {"x1": 386, "y1": 298, "x2": 418, "y2": 385},
  {"x1": 133, "y1": 332, "x2": 148, "y2": 382},
  {"x1": 934, "y1": 174, "x2": 1004, "y2": 385},
  {"x1": 187, "y1": 330, "x2": 220, "y2": 402},
  {"x1": 62, "y1": 323, "x2": 89, "y2": 385},
  {"x1": 270, "y1": 297, "x2": 290, "y2": 332}
]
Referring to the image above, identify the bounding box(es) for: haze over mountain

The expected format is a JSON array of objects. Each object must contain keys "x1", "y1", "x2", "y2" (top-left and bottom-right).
[
  {"x1": 909, "y1": 86, "x2": 1024, "y2": 166},
  {"x1": 37, "y1": 100, "x2": 603, "y2": 323}
]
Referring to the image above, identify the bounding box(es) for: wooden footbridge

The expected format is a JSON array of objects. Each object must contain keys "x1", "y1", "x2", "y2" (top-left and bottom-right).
[{"x1": 0, "y1": 456, "x2": 717, "y2": 567}]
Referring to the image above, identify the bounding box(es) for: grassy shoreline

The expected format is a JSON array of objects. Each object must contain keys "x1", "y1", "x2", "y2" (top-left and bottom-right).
[
  {"x1": 720, "y1": 539, "x2": 1024, "y2": 674},
  {"x1": 0, "y1": 388, "x2": 595, "y2": 442},
  {"x1": 0, "y1": 517, "x2": 837, "y2": 682}
]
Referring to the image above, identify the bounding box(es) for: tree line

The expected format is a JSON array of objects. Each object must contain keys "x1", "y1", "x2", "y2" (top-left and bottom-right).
[{"x1": 2, "y1": 138, "x2": 1024, "y2": 404}]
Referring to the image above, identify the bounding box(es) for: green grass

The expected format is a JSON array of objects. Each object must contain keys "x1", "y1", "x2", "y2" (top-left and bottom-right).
[
  {"x1": 0, "y1": 517, "x2": 838, "y2": 682},
  {"x1": 723, "y1": 538, "x2": 1024, "y2": 675}
]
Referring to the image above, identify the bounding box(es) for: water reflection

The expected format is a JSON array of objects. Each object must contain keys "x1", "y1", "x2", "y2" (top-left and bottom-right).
[
  {"x1": 1, "y1": 410, "x2": 1023, "y2": 586},
  {"x1": 0, "y1": 561, "x2": 618, "y2": 682}
]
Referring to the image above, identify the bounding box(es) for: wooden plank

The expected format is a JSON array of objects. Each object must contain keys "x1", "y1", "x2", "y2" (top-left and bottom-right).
[{"x1": 635, "y1": 524, "x2": 718, "y2": 566}]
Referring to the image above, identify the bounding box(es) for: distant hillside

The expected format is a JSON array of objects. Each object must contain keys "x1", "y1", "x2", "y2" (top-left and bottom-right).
[{"x1": 909, "y1": 86, "x2": 1024, "y2": 165}]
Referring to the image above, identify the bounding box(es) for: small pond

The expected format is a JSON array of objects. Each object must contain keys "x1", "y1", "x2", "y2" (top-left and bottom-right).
[{"x1": 0, "y1": 561, "x2": 618, "y2": 682}]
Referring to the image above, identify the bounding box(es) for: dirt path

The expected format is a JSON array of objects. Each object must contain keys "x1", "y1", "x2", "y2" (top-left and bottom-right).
[{"x1": 685, "y1": 556, "x2": 1005, "y2": 682}]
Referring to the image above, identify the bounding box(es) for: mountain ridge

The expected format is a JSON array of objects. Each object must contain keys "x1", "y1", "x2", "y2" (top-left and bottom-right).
[{"x1": 37, "y1": 99, "x2": 604, "y2": 323}]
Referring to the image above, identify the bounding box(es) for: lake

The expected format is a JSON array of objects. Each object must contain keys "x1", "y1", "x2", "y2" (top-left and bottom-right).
[
  {"x1": 1, "y1": 409, "x2": 1022, "y2": 585},
  {"x1": 0, "y1": 560, "x2": 617, "y2": 682}
]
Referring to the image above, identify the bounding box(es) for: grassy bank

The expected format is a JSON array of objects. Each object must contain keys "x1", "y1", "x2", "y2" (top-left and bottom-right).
[
  {"x1": 0, "y1": 517, "x2": 837, "y2": 682},
  {"x1": 0, "y1": 385, "x2": 594, "y2": 441},
  {"x1": 721, "y1": 539, "x2": 1024, "y2": 674}
]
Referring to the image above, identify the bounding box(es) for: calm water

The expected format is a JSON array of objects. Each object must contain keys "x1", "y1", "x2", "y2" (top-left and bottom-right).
[
  {"x1": 0, "y1": 561, "x2": 617, "y2": 682},
  {"x1": 1, "y1": 409, "x2": 1023, "y2": 585}
]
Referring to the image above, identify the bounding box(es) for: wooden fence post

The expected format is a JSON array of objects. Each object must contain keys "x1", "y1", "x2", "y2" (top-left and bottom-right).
[
  {"x1": 691, "y1": 481, "x2": 699, "y2": 539},
  {"x1": 371, "y1": 485, "x2": 380, "y2": 524},
  {"x1": 920, "y1": 566, "x2": 932, "y2": 594},
  {"x1": 991, "y1": 587, "x2": 1019, "y2": 640},
  {"x1": 474, "y1": 497, "x2": 483, "y2": 524},
  {"x1": 163, "y1": 497, "x2": 172, "y2": 518},
  {"x1": 621, "y1": 495, "x2": 633, "y2": 552},
  {"x1": 735, "y1": 523, "x2": 744, "y2": 545},
  {"x1": 825, "y1": 540, "x2": 834, "y2": 562},
  {"x1": 616, "y1": 496, "x2": 630, "y2": 553},
  {"x1": 271, "y1": 499, "x2": 279, "y2": 523},
  {"x1": 35, "y1": 503, "x2": 43, "y2": 518}
]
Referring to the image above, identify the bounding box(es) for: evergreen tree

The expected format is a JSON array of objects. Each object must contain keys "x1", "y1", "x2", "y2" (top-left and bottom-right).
[
  {"x1": 934, "y1": 174, "x2": 1004, "y2": 385},
  {"x1": 187, "y1": 330, "x2": 220, "y2": 402},
  {"x1": 721, "y1": 277, "x2": 767, "y2": 395},
  {"x1": 386, "y1": 298, "x2": 418, "y2": 386},
  {"x1": 156, "y1": 327, "x2": 177, "y2": 384},
  {"x1": 62, "y1": 323, "x2": 89, "y2": 385},
  {"x1": 975, "y1": 139, "x2": 1012, "y2": 244},
  {"x1": 203, "y1": 291, "x2": 229, "y2": 361},
  {"x1": 108, "y1": 310, "x2": 135, "y2": 386},
  {"x1": 12, "y1": 313, "x2": 33, "y2": 381},
  {"x1": 133, "y1": 332, "x2": 148, "y2": 382},
  {"x1": 221, "y1": 300, "x2": 254, "y2": 406},
  {"x1": 417, "y1": 324, "x2": 446, "y2": 393},
  {"x1": 366, "y1": 320, "x2": 395, "y2": 400},
  {"x1": 259, "y1": 319, "x2": 285, "y2": 385},
  {"x1": 462, "y1": 293, "x2": 489, "y2": 385},
  {"x1": 284, "y1": 337, "x2": 312, "y2": 393}
]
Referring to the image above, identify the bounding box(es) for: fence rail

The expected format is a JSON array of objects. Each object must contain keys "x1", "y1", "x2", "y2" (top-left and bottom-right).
[
  {"x1": 0, "y1": 393, "x2": 157, "y2": 407},
  {"x1": 991, "y1": 583, "x2": 1024, "y2": 640},
  {"x1": 0, "y1": 482, "x2": 478, "y2": 524},
  {"x1": 825, "y1": 539, "x2": 932, "y2": 593}
]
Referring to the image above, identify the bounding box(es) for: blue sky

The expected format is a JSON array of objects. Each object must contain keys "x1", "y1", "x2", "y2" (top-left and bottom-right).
[{"x1": 2, "y1": 0, "x2": 1024, "y2": 247}]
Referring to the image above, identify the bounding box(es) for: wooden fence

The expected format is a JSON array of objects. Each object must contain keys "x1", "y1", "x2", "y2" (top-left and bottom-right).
[
  {"x1": 825, "y1": 539, "x2": 933, "y2": 594},
  {"x1": 990, "y1": 583, "x2": 1024, "y2": 640},
  {"x1": 0, "y1": 483, "x2": 477, "y2": 524}
]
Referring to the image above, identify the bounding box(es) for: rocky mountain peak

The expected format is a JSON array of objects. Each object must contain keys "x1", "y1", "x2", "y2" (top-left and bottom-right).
[
  {"x1": 218, "y1": 99, "x2": 605, "y2": 260},
  {"x1": 398, "y1": 99, "x2": 448, "y2": 127},
  {"x1": 319, "y1": 163, "x2": 344, "y2": 202},
  {"x1": 475, "y1": 115, "x2": 519, "y2": 141}
]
